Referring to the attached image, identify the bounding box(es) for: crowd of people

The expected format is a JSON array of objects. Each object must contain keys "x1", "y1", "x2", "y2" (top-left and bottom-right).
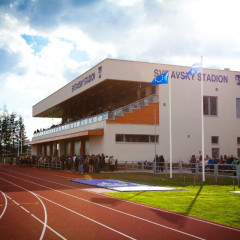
[
  {"x1": 190, "y1": 154, "x2": 240, "y2": 174},
  {"x1": 15, "y1": 154, "x2": 118, "y2": 173},
  {"x1": 60, "y1": 154, "x2": 117, "y2": 173}
]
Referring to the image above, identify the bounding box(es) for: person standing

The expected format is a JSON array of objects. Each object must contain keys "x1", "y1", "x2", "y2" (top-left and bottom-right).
[
  {"x1": 190, "y1": 155, "x2": 196, "y2": 173},
  {"x1": 79, "y1": 155, "x2": 84, "y2": 174},
  {"x1": 73, "y1": 156, "x2": 79, "y2": 174},
  {"x1": 89, "y1": 155, "x2": 94, "y2": 173},
  {"x1": 159, "y1": 155, "x2": 165, "y2": 172}
]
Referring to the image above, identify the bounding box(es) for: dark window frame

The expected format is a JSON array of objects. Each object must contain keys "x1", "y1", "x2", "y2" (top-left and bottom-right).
[
  {"x1": 211, "y1": 136, "x2": 219, "y2": 144},
  {"x1": 237, "y1": 98, "x2": 240, "y2": 118},
  {"x1": 204, "y1": 96, "x2": 217, "y2": 116},
  {"x1": 116, "y1": 134, "x2": 159, "y2": 143}
]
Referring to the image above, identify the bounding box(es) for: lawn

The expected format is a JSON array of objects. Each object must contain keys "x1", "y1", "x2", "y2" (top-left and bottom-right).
[{"x1": 95, "y1": 172, "x2": 240, "y2": 229}]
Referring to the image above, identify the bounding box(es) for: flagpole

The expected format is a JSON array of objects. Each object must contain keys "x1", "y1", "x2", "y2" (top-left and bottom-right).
[
  {"x1": 154, "y1": 107, "x2": 156, "y2": 164},
  {"x1": 201, "y1": 56, "x2": 205, "y2": 181},
  {"x1": 169, "y1": 69, "x2": 173, "y2": 178}
]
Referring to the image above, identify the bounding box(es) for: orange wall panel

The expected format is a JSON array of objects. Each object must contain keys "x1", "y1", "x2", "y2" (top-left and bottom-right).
[{"x1": 106, "y1": 103, "x2": 159, "y2": 125}]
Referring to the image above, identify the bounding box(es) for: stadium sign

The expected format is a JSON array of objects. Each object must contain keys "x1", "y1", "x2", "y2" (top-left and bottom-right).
[{"x1": 154, "y1": 69, "x2": 229, "y2": 84}]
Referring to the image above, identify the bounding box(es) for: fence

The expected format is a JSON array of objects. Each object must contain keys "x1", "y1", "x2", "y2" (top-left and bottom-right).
[
  {"x1": 1, "y1": 157, "x2": 239, "y2": 184},
  {"x1": 0, "y1": 157, "x2": 11, "y2": 164},
  {"x1": 36, "y1": 161, "x2": 62, "y2": 170},
  {"x1": 116, "y1": 161, "x2": 240, "y2": 183}
]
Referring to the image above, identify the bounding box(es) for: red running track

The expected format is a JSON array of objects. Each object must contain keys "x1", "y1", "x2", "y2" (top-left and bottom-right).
[{"x1": 0, "y1": 164, "x2": 239, "y2": 240}]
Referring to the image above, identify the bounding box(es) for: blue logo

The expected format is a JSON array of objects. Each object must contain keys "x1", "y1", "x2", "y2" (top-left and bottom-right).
[{"x1": 236, "y1": 75, "x2": 240, "y2": 85}]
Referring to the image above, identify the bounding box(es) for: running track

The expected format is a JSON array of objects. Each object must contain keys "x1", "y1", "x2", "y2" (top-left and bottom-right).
[{"x1": 0, "y1": 164, "x2": 239, "y2": 240}]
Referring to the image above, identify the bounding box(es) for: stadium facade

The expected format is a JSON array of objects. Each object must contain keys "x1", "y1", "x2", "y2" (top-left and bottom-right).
[{"x1": 29, "y1": 59, "x2": 240, "y2": 163}]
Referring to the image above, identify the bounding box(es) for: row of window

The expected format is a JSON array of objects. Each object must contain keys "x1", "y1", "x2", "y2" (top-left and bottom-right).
[
  {"x1": 116, "y1": 134, "x2": 240, "y2": 145},
  {"x1": 116, "y1": 134, "x2": 159, "y2": 143},
  {"x1": 212, "y1": 136, "x2": 240, "y2": 145},
  {"x1": 203, "y1": 96, "x2": 240, "y2": 117}
]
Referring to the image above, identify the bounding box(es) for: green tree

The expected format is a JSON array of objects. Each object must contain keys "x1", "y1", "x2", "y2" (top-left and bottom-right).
[{"x1": 0, "y1": 106, "x2": 28, "y2": 156}]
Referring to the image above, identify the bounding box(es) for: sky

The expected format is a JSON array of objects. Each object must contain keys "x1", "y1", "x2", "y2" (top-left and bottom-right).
[{"x1": 0, "y1": 0, "x2": 240, "y2": 139}]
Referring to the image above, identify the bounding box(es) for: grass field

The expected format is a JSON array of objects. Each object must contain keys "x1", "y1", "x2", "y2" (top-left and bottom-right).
[{"x1": 95, "y1": 172, "x2": 240, "y2": 229}]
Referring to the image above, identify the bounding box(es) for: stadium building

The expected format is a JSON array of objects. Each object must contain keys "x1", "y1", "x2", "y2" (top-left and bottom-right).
[{"x1": 29, "y1": 59, "x2": 240, "y2": 163}]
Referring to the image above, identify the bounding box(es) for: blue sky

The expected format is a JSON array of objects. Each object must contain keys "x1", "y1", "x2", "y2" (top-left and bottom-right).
[{"x1": 0, "y1": 0, "x2": 240, "y2": 138}]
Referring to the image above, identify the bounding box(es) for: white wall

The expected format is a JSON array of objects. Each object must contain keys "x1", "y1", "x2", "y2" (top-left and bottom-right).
[
  {"x1": 103, "y1": 123, "x2": 160, "y2": 162},
  {"x1": 32, "y1": 59, "x2": 240, "y2": 162}
]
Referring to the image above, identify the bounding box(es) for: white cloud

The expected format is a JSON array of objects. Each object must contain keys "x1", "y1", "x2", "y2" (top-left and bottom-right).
[
  {"x1": 107, "y1": 0, "x2": 143, "y2": 6},
  {"x1": 0, "y1": 0, "x2": 240, "y2": 140}
]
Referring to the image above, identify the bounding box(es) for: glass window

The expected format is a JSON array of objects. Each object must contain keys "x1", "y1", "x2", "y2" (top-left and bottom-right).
[
  {"x1": 210, "y1": 97, "x2": 217, "y2": 115},
  {"x1": 150, "y1": 135, "x2": 159, "y2": 143},
  {"x1": 238, "y1": 148, "x2": 240, "y2": 157},
  {"x1": 125, "y1": 135, "x2": 132, "y2": 142},
  {"x1": 212, "y1": 148, "x2": 219, "y2": 158},
  {"x1": 237, "y1": 137, "x2": 240, "y2": 145},
  {"x1": 236, "y1": 98, "x2": 240, "y2": 118},
  {"x1": 151, "y1": 86, "x2": 156, "y2": 94},
  {"x1": 203, "y1": 96, "x2": 217, "y2": 116},
  {"x1": 116, "y1": 134, "x2": 159, "y2": 143},
  {"x1": 116, "y1": 134, "x2": 124, "y2": 142},
  {"x1": 211, "y1": 136, "x2": 219, "y2": 144},
  {"x1": 203, "y1": 96, "x2": 209, "y2": 115}
]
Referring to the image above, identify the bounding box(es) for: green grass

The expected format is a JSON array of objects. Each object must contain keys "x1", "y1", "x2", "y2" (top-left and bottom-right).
[{"x1": 94, "y1": 172, "x2": 240, "y2": 229}]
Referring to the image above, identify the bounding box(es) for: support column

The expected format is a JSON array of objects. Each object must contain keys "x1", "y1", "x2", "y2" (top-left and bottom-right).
[
  {"x1": 70, "y1": 140, "x2": 74, "y2": 157},
  {"x1": 43, "y1": 144, "x2": 47, "y2": 157},
  {"x1": 31, "y1": 144, "x2": 38, "y2": 156},
  {"x1": 50, "y1": 142, "x2": 53, "y2": 156},
  {"x1": 80, "y1": 139, "x2": 85, "y2": 156},
  {"x1": 53, "y1": 142, "x2": 57, "y2": 156},
  {"x1": 59, "y1": 141, "x2": 65, "y2": 157}
]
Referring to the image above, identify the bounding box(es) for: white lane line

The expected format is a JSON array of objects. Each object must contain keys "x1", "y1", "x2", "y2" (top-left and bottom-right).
[
  {"x1": 0, "y1": 191, "x2": 8, "y2": 219},
  {"x1": 2, "y1": 167, "x2": 240, "y2": 233},
  {"x1": 0, "y1": 178, "x2": 48, "y2": 240},
  {"x1": 20, "y1": 205, "x2": 30, "y2": 214},
  {"x1": 5, "y1": 193, "x2": 67, "y2": 240},
  {"x1": 30, "y1": 214, "x2": 67, "y2": 240},
  {"x1": 12, "y1": 199, "x2": 20, "y2": 206},
  {"x1": 0, "y1": 176, "x2": 134, "y2": 240},
  {"x1": 0, "y1": 171, "x2": 204, "y2": 239},
  {"x1": 37, "y1": 194, "x2": 136, "y2": 240}
]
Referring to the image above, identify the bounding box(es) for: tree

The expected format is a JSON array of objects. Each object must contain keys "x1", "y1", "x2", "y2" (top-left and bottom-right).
[{"x1": 0, "y1": 106, "x2": 28, "y2": 156}]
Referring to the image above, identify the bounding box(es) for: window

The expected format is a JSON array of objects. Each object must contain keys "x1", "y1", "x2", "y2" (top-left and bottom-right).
[
  {"x1": 203, "y1": 96, "x2": 217, "y2": 116},
  {"x1": 116, "y1": 134, "x2": 124, "y2": 142},
  {"x1": 150, "y1": 135, "x2": 159, "y2": 142},
  {"x1": 211, "y1": 136, "x2": 219, "y2": 144},
  {"x1": 212, "y1": 148, "x2": 219, "y2": 158},
  {"x1": 151, "y1": 86, "x2": 156, "y2": 94},
  {"x1": 237, "y1": 98, "x2": 240, "y2": 118},
  {"x1": 238, "y1": 137, "x2": 240, "y2": 145},
  {"x1": 116, "y1": 134, "x2": 159, "y2": 143},
  {"x1": 238, "y1": 148, "x2": 240, "y2": 157}
]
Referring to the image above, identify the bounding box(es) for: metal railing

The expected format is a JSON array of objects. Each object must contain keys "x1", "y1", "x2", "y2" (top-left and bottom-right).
[{"x1": 115, "y1": 161, "x2": 240, "y2": 183}]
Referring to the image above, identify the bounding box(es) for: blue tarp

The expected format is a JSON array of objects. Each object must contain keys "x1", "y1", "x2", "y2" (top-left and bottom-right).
[{"x1": 71, "y1": 179, "x2": 177, "y2": 192}]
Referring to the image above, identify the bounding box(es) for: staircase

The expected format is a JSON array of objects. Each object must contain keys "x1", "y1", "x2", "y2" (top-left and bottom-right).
[{"x1": 107, "y1": 95, "x2": 159, "y2": 125}]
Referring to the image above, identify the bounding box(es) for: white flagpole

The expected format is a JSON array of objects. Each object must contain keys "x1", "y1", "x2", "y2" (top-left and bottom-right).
[
  {"x1": 169, "y1": 69, "x2": 173, "y2": 178},
  {"x1": 201, "y1": 56, "x2": 205, "y2": 181},
  {"x1": 154, "y1": 108, "x2": 156, "y2": 162}
]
